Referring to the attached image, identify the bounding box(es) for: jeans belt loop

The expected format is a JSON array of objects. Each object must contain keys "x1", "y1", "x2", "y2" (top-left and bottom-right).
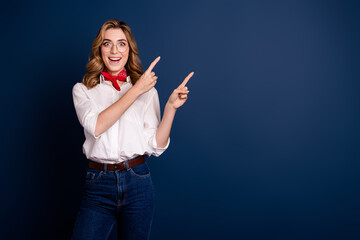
[
  {"x1": 104, "y1": 163, "x2": 107, "y2": 172},
  {"x1": 125, "y1": 160, "x2": 130, "y2": 170}
]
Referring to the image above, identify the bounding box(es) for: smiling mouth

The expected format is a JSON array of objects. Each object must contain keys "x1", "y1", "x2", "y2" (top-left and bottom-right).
[{"x1": 109, "y1": 57, "x2": 121, "y2": 63}]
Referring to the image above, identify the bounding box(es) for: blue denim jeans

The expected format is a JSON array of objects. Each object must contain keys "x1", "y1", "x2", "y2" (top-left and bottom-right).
[{"x1": 71, "y1": 161, "x2": 155, "y2": 240}]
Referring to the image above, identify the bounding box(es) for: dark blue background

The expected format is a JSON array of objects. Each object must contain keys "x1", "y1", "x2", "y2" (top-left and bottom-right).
[{"x1": 1, "y1": 0, "x2": 359, "y2": 239}]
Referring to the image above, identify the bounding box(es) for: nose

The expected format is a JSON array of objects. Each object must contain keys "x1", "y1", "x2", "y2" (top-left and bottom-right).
[{"x1": 110, "y1": 44, "x2": 118, "y2": 54}]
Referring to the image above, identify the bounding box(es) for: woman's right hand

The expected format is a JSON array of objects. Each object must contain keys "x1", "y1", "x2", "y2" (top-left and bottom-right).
[{"x1": 133, "y1": 56, "x2": 160, "y2": 95}]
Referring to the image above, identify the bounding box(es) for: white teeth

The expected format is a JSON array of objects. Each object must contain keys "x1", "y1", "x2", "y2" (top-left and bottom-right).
[{"x1": 109, "y1": 58, "x2": 121, "y2": 61}]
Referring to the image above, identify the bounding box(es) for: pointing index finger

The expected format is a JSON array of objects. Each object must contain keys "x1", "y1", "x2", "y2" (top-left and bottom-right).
[
  {"x1": 178, "y1": 72, "x2": 194, "y2": 89},
  {"x1": 145, "y1": 56, "x2": 161, "y2": 73}
]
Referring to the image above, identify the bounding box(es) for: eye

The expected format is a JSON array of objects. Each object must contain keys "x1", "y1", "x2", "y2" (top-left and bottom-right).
[
  {"x1": 103, "y1": 42, "x2": 111, "y2": 47},
  {"x1": 119, "y1": 42, "x2": 126, "y2": 46}
]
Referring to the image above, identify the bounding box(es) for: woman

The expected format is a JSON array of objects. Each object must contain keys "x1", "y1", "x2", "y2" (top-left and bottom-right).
[{"x1": 71, "y1": 19, "x2": 193, "y2": 240}]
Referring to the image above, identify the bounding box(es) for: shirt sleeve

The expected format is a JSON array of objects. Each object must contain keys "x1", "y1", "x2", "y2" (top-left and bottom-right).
[
  {"x1": 143, "y1": 88, "x2": 170, "y2": 156},
  {"x1": 72, "y1": 83, "x2": 102, "y2": 139}
]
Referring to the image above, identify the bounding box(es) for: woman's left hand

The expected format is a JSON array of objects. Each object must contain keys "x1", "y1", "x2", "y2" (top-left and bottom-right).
[{"x1": 167, "y1": 72, "x2": 194, "y2": 109}]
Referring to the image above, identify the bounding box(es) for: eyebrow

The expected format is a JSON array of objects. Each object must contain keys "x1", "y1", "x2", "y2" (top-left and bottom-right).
[{"x1": 103, "y1": 38, "x2": 127, "y2": 42}]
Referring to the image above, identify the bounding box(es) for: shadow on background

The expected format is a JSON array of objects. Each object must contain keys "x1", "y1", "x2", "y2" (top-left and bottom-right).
[{"x1": 3, "y1": 59, "x2": 89, "y2": 239}]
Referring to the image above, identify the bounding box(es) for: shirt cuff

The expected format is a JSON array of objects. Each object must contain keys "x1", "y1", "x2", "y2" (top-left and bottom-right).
[
  {"x1": 85, "y1": 111, "x2": 101, "y2": 139},
  {"x1": 149, "y1": 135, "x2": 170, "y2": 156}
]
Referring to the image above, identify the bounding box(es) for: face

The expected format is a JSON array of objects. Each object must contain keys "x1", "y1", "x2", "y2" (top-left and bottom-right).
[{"x1": 101, "y1": 28, "x2": 129, "y2": 75}]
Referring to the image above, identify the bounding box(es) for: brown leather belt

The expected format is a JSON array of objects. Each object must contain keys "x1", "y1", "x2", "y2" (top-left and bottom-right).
[{"x1": 88, "y1": 155, "x2": 146, "y2": 171}]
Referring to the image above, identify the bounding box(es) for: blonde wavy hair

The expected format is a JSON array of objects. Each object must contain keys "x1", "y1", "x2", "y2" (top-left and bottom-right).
[{"x1": 82, "y1": 19, "x2": 143, "y2": 89}]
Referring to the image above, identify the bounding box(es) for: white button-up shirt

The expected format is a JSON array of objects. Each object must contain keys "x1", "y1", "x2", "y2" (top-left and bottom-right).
[{"x1": 72, "y1": 74, "x2": 170, "y2": 164}]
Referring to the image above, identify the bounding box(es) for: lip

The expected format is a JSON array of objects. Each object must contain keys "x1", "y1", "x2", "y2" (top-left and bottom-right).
[{"x1": 108, "y1": 57, "x2": 122, "y2": 64}]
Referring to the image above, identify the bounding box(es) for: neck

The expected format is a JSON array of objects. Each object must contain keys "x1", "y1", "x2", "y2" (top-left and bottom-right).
[{"x1": 106, "y1": 67, "x2": 124, "y2": 76}]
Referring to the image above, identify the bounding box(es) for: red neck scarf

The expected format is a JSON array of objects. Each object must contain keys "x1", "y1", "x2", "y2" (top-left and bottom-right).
[{"x1": 100, "y1": 69, "x2": 127, "y2": 91}]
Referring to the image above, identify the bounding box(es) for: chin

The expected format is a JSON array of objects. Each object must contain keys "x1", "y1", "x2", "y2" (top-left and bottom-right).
[{"x1": 104, "y1": 63, "x2": 126, "y2": 75}]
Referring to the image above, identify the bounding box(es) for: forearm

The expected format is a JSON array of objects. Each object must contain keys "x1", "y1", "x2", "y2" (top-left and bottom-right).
[
  {"x1": 95, "y1": 87, "x2": 141, "y2": 137},
  {"x1": 156, "y1": 102, "x2": 177, "y2": 148}
]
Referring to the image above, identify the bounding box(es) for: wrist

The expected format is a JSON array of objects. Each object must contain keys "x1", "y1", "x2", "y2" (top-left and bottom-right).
[
  {"x1": 165, "y1": 101, "x2": 177, "y2": 112},
  {"x1": 130, "y1": 85, "x2": 143, "y2": 97}
]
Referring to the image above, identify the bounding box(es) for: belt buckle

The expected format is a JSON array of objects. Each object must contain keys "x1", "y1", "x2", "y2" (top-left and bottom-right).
[
  {"x1": 114, "y1": 162, "x2": 126, "y2": 171},
  {"x1": 115, "y1": 163, "x2": 122, "y2": 170}
]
